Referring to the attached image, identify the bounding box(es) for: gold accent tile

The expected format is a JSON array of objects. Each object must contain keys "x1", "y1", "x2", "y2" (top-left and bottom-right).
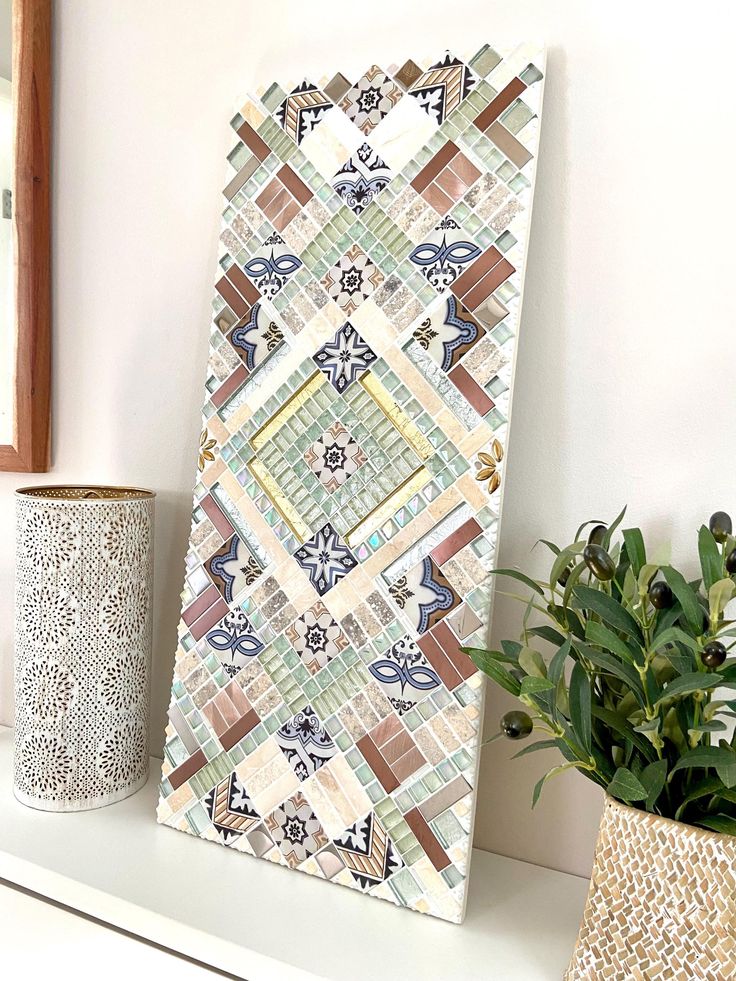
[
  {"x1": 251, "y1": 371, "x2": 326, "y2": 451},
  {"x1": 248, "y1": 459, "x2": 312, "y2": 542},
  {"x1": 346, "y1": 467, "x2": 431, "y2": 546}
]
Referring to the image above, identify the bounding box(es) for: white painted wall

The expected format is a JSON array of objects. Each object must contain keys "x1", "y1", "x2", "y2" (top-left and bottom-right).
[{"x1": 0, "y1": 0, "x2": 735, "y2": 879}]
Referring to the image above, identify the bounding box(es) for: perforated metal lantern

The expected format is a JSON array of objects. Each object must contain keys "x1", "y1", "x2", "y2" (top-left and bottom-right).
[{"x1": 14, "y1": 485, "x2": 154, "y2": 811}]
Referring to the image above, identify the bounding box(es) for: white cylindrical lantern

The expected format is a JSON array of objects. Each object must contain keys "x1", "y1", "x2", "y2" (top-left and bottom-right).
[{"x1": 14, "y1": 485, "x2": 155, "y2": 811}]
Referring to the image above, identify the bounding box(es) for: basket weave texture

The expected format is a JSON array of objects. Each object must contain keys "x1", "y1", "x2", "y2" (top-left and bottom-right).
[{"x1": 565, "y1": 796, "x2": 736, "y2": 980}]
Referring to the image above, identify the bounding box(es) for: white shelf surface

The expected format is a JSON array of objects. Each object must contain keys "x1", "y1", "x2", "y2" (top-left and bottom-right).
[{"x1": 0, "y1": 727, "x2": 589, "y2": 980}]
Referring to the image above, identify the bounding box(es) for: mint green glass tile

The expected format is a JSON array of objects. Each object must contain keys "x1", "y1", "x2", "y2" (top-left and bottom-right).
[
  {"x1": 389, "y1": 869, "x2": 423, "y2": 905},
  {"x1": 432, "y1": 809, "x2": 465, "y2": 848},
  {"x1": 366, "y1": 782, "x2": 385, "y2": 804},
  {"x1": 185, "y1": 802, "x2": 211, "y2": 835},
  {"x1": 496, "y1": 160, "x2": 516, "y2": 182},
  {"x1": 520, "y1": 64, "x2": 544, "y2": 86},
  {"x1": 441, "y1": 865, "x2": 464, "y2": 890}
]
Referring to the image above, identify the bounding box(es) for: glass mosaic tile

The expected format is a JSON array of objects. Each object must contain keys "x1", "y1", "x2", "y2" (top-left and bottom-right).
[{"x1": 158, "y1": 43, "x2": 546, "y2": 926}]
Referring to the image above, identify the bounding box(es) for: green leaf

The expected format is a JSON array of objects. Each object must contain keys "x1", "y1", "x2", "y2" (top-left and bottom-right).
[
  {"x1": 572, "y1": 584, "x2": 643, "y2": 641},
  {"x1": 573, "y1": 640, "x2": 644, "y2": 697},
  {"x1": 535, "y1": 539, "x2": 561, "y2": 556},
  {"x1": 591, "y1": 707, "x2": 656, "y2": 761},
  {"x1": 607, "y1": 766, "x2": 647, "y2": 802},
  {"x1": 671, "y1": 745, "x2": 736, "y2": 775},
  {"x1": 637, "y1": 563, "x2": 659, "y2": 593},
  {"x1": 547, "y1": 639, "x2": 571, "y2": 686},
  {"x1": 520, "y1": 675, "x2": 555, "y2": 697},
  {"x1": 488, "y1": 568, "x2": 545, "y2": 596},
  {"x1": 549, "y1": 544, "x2": 585, "y2": 595},
  {"x1": 527, "y1": 625, "x2": 566, "y2": 646},
  {"x1": 710, "y1": 578, "x2": 736, "y2": 624},
  {"x1": 463, "y1": 646, "x2": 517, "y2": 666},
  {"x1": 622, "y1": 527, "x2": 646, "y2": 577},
  {"x1": 674, "y1": 776, "x2": 726, "y2": 820},
  {"x1": 585, "y1": 620, "x2": 642, "y2": 666},
  {"x1": 532, "y1": 763, "x2": 577, "y2": 808},
  {"x1": 639, "y1": 759, "x2": 668, "y2": 809},
  {"x1": 660, "y1": 566, "x2": 705, "y2": 634},
  {"x1": 696, "y1": 814, "x2": 736, "y2": 836},
  {"x1": 469, "y1": 650, "x2": 521, "y2": 695},
  {"x1": 633, "y1": 718, "x2": 663, "y2": 750},
  {"x1": 602, "y1": 506, "x2": 627, "y2": 550},
  {"x1": 569, "y1": 661, "x2": 592, "y2": 754},
  {"x1": 698, "y1": 525, "x2": 722, "y2": 592},
  {"x1": 512, "y1": 739, "x2": 557, "y2": 759},
  {"x1": 649, "y1": 626, "x2": 699, "y2": 655},
  {"x1": 654, "y1": 672, "x2": 723, "y2": 707},
  {"x1": 518, "y1": 646, "x2": 547, "y2": 678},
  {"x1": 501, "y1": 639, "x2": 522, "y2": 659},
  {"x1": 573, "y1": 519, "x2": 605, "y2": 541}
]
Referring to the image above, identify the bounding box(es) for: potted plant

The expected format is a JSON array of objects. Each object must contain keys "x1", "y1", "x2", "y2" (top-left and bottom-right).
[{"x1": 467, "y1": 509, "x2": 736, "y2": 979}]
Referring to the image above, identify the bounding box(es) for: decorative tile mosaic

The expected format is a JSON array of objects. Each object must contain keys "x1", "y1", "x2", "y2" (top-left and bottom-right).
[{"x1": 158, "y1": 42, "x2": 546, "y2": 924}]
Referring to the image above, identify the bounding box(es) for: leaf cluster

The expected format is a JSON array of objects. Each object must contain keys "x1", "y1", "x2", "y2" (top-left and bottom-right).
[{"x1": 467, "y1": 509, "x2": 736, "y2": 833}]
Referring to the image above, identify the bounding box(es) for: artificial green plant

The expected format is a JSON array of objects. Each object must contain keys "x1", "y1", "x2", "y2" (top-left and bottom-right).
[{"x1": 467, "y1": 509, "x2": 736, "y2": 833}]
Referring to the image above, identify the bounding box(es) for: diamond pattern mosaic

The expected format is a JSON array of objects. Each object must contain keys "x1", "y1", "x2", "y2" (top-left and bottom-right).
[{"x1": 158, "y1": 43, "x2": 546, "y2": 924}]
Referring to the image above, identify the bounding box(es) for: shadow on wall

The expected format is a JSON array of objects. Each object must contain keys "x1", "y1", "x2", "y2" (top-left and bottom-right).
[{"x1": 470, "y1": 45, "x2": 604, "y2": 879}]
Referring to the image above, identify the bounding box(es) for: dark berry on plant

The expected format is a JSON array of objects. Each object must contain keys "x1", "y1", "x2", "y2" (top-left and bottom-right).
[
  {"x1": 557, "y1": 566, "x2": 571, "y2": 587},
  {"x1": 709, "y1": 511, "x2": 733, "y2": 543},
  {"x1": 701, "y1": 641, "x2": 727, "y2": 668},
  {"x1": 648, "y1": 581, "x2": 674, "y2": 610},
  {"x1": 500, "y1": 710, "x2": 533, "y2": 739},
  {"x1": 727, "y1": 549, "x2": 736, "y2": 575},
  {"x1": 587, "y1": 524, "x2": 607, "y2": 546},
  {"x1": 583, "y1": 544, "x2": 615, "y2": 581}
]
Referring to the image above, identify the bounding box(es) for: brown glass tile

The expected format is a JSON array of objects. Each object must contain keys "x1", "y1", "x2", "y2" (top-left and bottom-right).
[
  {"x1": 417, "y1": 633, "x2": 463, "y2": 690},
  {"x1": 190, "y1": 597, "x2": 229, "y2": 641},
  {"x1": 210, "y1": 364, "x2": 249, "y2": 410},
  {"x1": 215, "y1": 276, "x2": 249, "y2": 317},
  {"x1": 220, "y1": 708, "x2": 260, "y2": 751},
  {"x1": 474, "y1": 77, "x2": 526, "y2": 132},
  {"x1": 394, "y1": 59, "x2": 423, "y2": 91},
  {"x1": 237, "y1": 120, "x2": 271, "y2": 162},
  {"x1": 272, "y1": 198, "x2": 300, "y2": 233},
  {"x1": 486, "y1": 121, "x2": 533, "y2": 170},
  {"x1": 357, "y1": 734, "x2": 399, "y2": 793},
  {"x1": 263, "y1": 186, "x2": 291, "y2": 222},
  {"x1": 203, "y1": 701, "x2": 228, "y2": 737},
  {"x1": 369, "y1": 712, "x2": 403, "y2": 748},
  {"x1": 182, "y1": 584, "x2": 220, "y2": 627},
  {"x1": 226, "y1": 681, "x2": 251, "y2": 715},
  {"x1": 430, "y1": 517, "x2": 482, "y2": 567},
  {"x1": 255, "y1": 177, "x2": 281, "y2": 212},
  {"x1": 462, "y1": 257, "x2": 514, "y2": 311},
  {"x1": 392, "y1": 747, "x2": 426, "y2": 783},
  {"x1": 382, "y1": 730, "x2": 416, "y2": 765},
  {"x1": 432, "y1": 620, "x2": 478, "y2": 681},
  {"x1": 449, "y1": 153, "x2": 482, "y2": 188},
  {"x1": 278, "y1": 164, "x2": 313, "y2": 206},
  {"x1": 324, "y1": 71, "x2": 352, "y2": 103},
  {"x1": 405, "y1": 808, "x2": 451, "y2": 871},
  {"x1": 200, "y1": 495, "x2": 236, "y2": 541},
  {"x1": 168, "y1": 749, "x2": 207, "y2": 790},
  {"x1": 448, "y1": 363, "x2": 494, "y2": 416},
  {"x1": 422, "y1": 182, "x2": 454, "y2": 215},
  {"x1": 435, "y1": 169, "x2": 468, "y2": 202},
  {"x1": 450, "y1": 246, "x2": 502, "y2": 298},
  {"x1": 410, "y1": 140, "x2": 459, "y2": 193},
  {"x1": 227, "y1": 265, "x2": 261, "y2": 306},
  {"x1": 419, "y1": 776, "x2": 472, "y2": 823}
]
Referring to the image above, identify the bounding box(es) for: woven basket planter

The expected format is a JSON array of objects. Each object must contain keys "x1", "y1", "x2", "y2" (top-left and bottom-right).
[{"x1": 565, "y1": 795, "x2": 736, "y2": 980}]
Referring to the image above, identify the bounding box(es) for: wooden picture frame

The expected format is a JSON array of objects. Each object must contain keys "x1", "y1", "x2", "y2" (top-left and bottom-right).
[{"x1": 0, "y1": 0, "x2": 51, "y2": 472}]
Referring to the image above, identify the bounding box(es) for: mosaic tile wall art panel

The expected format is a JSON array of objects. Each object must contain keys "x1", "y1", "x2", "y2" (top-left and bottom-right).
[{"x1": 157, "y1": 42, "x2": 546, "y2": 924}]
